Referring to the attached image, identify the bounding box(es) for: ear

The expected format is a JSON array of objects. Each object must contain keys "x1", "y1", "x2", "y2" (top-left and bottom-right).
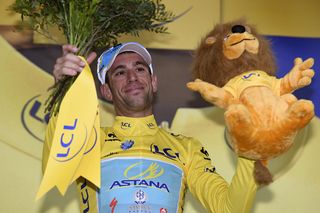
[
  {"x1": 205, "y1": 36, "x2": 216, "y2": 45},
  {"x1": 151, "y1": 74, "x2": 158, "y2": 93},
  {"x1": 100, "y1": 84, "x2": 113, "y2": 101}
]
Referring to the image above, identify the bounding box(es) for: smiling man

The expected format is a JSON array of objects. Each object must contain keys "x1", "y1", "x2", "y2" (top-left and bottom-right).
[
  {"x1": 99, "y1": 46, "x2": 157, "y2": 117},
  {"x1": 44, "y1": 42, "x2": 258, "y2": 213}
]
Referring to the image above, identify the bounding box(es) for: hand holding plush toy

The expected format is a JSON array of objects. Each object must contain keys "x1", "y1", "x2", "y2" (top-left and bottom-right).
[{"x1": 187, "y1": 20, "x2": 315, "y2": 185}]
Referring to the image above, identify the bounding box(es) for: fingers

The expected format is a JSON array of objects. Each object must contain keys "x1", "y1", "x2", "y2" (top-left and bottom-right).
[
  {"x1": 298, "y1": 66, "x2": 315, "y2": 87},
  {"x1": 62, "y1": 44, "x2": 97, "y2": 64},
  {"x1": 86, "y1": 52, "x2": 97, "y2": 65},
  {"x1": 301, "y1": 69, "x2": 315, "y2": 78},
  {"x1": 53, "y1": 53, "x2": 85, "y2": 81},
  {"x1": 54, "y1": 44, "x2": 99, "y2": 82},
  {"x1": 294, "y1": 57, "x2": 303, "y2": 66},
  {"x1": 298, "y1": 77, "x2": 312, "y2": 87},
  {"x1": 294, "y1": 57, "x2": 314, "y2": 70},
  {"x1": 186, "y1": 82, "x2": 200, "y2": 91},
  {"x1": 62, "y1": 44, "x2": 78, "y2": 56}
]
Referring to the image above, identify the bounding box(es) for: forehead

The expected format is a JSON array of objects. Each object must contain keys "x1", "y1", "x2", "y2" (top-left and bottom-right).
[{"x1": 111, "y1": 52, "x2": 147, "y2": 68}]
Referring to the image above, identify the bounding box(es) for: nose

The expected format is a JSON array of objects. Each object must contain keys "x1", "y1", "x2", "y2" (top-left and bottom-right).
[
  {"x1": 231, "y1": 25, "x2": 246, "y2": 33},
  {"x1": 127, "y1": 69, "x2": 137, "y2": 82}
]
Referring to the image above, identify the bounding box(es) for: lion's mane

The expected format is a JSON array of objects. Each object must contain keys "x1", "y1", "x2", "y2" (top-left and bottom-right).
[{"x1": 192, "y1": 20, "x2": 277, "y2": 87}]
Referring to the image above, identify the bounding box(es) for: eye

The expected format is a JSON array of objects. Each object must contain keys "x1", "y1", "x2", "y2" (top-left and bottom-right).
[
  {"x1": 137, "y1": 67, "x2": 146, "y2": 72},
  {"x1": 114, "y1": 70, "x2": 125, "y2": 77},
  {"x1": 136, "y1": 65, "x2": 148, "y2": 73}
]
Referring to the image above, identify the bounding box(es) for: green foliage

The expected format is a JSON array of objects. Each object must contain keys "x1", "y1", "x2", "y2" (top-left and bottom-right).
[
  {"x1": 9, "y1": 0, "x2": 176, "y2": 115},
  {"x1": 10, "y1": 0, "x2": 175, "y2": 55}
]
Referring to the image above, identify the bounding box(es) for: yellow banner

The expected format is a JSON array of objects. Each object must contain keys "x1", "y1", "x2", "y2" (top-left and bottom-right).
[
  {"x1": 71, "y1": 111, "x2": 100, "y2": 184},
  {"x1": 36, "y1": 57, "x2": 100, "y2": 199}
]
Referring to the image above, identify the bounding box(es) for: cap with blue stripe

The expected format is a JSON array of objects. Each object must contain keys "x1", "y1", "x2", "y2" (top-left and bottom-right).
[{"x1": 97, "y1": 42, "x2": 153, "y2": 84}]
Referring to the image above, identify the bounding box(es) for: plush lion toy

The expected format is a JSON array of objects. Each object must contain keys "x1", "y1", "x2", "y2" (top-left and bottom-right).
[{"x1": 187, "y1": 19, "x2": 315, "y2": 185}]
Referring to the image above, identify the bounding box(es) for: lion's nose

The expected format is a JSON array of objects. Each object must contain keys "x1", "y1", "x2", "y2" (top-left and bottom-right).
[{"x1": 231, "y1": 25, "x2": 246, "y2": 33}]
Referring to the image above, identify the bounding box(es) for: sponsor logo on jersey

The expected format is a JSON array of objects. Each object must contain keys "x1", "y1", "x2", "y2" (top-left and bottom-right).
[
  {"x1": 109, "y1": 179, "x2": 169, "y2": 192},
  {"x1": 170, "y1": 132, "x2": 181, "y2": 137},
  {"x1": 121, "y1": 140, "x2": 134, "y2": 150},
  {"x1": 150, "y1": 144, "x2": 180, "y2": 161},
  {"x1": 134, "y1": 189, "x2": 147, "y2": 204},
  {"x1": 147, "y1": 122, "x2": 156, "y2": 129},
  {"x1": 109, "y1": 197, "x2": 118, "y2": 213},
  {"x1": 121, "y1": 122, "x2": 132, "y2": 129},
  {"x1": 128, "y1": 203, "x2": 152, "y2": 213},
  {"x1": 105, "y1": 132, "x2": 120, "y2": 142},
  {"x1": 129, "y1": 190, "x2": 152, "y2": 213},
  {"x1": 242, "y1": 72, "x2": 260, "y2": 81},
  {"x1": 109, "y1": 162, "x2": 170, "y2": 193},
  {"x1": 200, "y1": 147, "x2": 211, "y2": 161},
  {"x1": 80, "y1": 179, "x2": 90, "y2": 213},
  {"x1": 160, "y1": 208, "x2": 168, "y2": 213},
  {"x1": 100, "y1": 159, "x2": 182, "y2": 212},
  {"x1": 205, "y1": 166, "x2": 216, "y2": 173}
]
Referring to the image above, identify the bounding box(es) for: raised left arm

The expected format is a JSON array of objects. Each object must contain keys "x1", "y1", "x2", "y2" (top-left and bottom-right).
[{"x1": 280, "y1": 57, "x2": 315, "y2": 95}]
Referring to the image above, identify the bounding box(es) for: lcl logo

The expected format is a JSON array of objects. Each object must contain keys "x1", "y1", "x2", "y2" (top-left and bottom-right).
[
  {"x1": 150, "y1": 144, "x2": 180, "y2": 161},
  {"x1": 21, "y1": 94, "x2": 50, "y2": 142},
  {"x1": 121, "y1": 122, "x2": 131, "y2": 129},
  {"x1": 56, "y1": 118, "x2": 79, "y2": 158},
  {"x1": 54, "y1": 118, "x2": 98, "y2": 162},
  {"x1": 22, "y1": 94, "x2": 98, "y2": 160}
]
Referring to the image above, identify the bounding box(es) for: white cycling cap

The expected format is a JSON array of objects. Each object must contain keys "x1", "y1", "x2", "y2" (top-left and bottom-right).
[{"x1": 97, "y1": 42, "x2": 153, "y2": 84}]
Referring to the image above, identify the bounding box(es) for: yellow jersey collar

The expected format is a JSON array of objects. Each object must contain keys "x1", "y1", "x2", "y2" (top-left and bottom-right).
[{"x1": 112, "y1": 115, "x2": 158, "y2": 136}]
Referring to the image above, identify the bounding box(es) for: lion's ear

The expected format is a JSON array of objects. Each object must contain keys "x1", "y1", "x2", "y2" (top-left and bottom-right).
[{"x1": 205, "y1": 36, "x2": 216, "y2": 45}]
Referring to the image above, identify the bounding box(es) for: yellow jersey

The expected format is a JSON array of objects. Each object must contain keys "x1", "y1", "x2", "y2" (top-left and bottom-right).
[
  {"x1": 43, "y1": 115, "x2": 257, "y2": 213},
  {"x1": 223, "y1": 70, "x2": 280, "y2": 98}
]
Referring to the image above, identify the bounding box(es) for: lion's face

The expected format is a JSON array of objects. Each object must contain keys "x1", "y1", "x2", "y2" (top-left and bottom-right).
[
  {"x1": 221, "y1": 25, "x2": 259, "y2": 59},
  {"x1": 192, "y1": 20, "x2": 276, "y2": 87}
]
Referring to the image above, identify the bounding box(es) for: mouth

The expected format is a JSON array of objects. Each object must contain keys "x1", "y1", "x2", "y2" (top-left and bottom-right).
[
  {"x1": 231, "y1": 38, "x2": 256, "y2": 46},
  {"x1": 124, "y1": 84, "x2": 144, "y2": 94}
]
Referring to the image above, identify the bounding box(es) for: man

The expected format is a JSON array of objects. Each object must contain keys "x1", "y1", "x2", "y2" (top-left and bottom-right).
[{"x1": 45, "y1": 42, "x2": 257, "y2": 213}]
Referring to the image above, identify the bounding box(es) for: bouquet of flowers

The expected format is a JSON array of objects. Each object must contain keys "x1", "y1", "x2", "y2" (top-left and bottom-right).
[{"x1": 10, "y1": 0, "x2": 181, "y2": 115}]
